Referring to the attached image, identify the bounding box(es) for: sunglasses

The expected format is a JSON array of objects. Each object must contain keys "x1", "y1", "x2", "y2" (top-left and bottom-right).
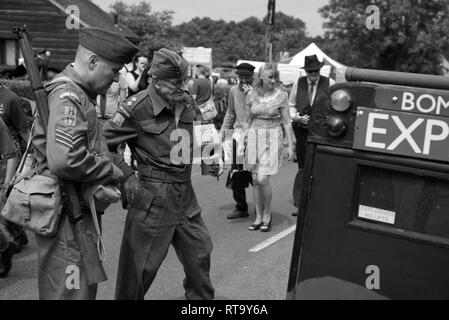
[{"x1": 306, "y1": 69, "x2": 320, "y2": 74}]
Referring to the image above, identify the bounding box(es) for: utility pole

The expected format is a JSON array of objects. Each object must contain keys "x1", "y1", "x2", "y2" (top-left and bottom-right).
[{"x1": 265, "y1": 0, "x2": 275, "y2": 63}]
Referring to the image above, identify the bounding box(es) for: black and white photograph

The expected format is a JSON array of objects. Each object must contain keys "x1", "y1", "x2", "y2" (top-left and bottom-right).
[{"x1": 1, "y1": 0, "x2": 449, "y2": 307}]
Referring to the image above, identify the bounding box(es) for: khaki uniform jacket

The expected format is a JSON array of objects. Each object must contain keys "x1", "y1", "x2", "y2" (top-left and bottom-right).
[
  {"x1": 103, "y1": 79, "x2": 195, "y2": 183},
  {"x1": 32, "y1": 65, "x2": 122, "y2": 185}
]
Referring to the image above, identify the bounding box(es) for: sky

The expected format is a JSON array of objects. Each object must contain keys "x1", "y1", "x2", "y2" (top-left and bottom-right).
[{"x1": 92, "y1": 0, "x2": 329, "y2": 37}]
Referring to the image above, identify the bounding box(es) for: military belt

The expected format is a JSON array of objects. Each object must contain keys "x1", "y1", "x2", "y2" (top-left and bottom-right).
[{"x1": 138, "y1": 164, "x2": 191, "y2": 184}]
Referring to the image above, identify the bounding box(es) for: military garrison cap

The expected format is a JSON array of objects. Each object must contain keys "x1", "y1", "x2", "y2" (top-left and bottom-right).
[
  {"x1": 149, "y1": 48, "x2": 189, "y2": 80},
  {"x1": 79, "y1": 27, "x2": 139, "y2": 65}
]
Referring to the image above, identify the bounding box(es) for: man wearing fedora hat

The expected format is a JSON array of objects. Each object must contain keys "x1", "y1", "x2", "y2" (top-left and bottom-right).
[{"x1": 289, "y1": 54, "x2": 334, "y2": 217}]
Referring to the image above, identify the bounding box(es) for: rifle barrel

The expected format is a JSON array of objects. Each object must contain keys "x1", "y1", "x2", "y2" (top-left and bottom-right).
[{"x1": 13, "y1": 25, "x2": 49, "y2": 131}]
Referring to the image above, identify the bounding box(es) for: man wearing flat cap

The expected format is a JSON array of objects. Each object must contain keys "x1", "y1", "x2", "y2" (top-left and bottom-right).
[
  {"x1": 289, "y1": 54, "x2": 334, "y2": 217},
  {"x1": 103, "y1": 48, "x2": 215, "y2": 300},
  {"x1": 219, "y1": 62, "x2": 255, "y2": 220},
  {"x1": 31, "y1": 27, "x2": 138, "y2": 299}
]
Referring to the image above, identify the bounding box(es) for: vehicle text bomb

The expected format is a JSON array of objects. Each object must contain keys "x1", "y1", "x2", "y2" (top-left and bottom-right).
[{"x1": 401, "y1": 92, "x2": 449, "y2": 116}]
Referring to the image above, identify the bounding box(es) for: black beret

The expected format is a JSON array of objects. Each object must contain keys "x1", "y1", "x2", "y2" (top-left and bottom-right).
[
  {"x1": 79, "y1": 27, "x2": 139, "y2": 65},
  {"x1": 235, "y1": 62, "x2": 255, "y2": 76},
  {"x1": 149, "y1": 48, "x2": 189, "y2": 80}
]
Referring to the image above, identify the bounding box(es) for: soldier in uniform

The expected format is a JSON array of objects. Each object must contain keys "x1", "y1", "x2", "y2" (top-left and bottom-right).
[
  {"x1": 31, "y1": 27, "x2": 138, "y2": 299},
  {"x1": 0, "y1": 83, "x2": 31, "y2": 248},
  {"x1": 103, "y1": 48, "x2": 215, "y2": 300},
  {"x1": 0, "y1": 118, "x2": 21, "y2": 278}
]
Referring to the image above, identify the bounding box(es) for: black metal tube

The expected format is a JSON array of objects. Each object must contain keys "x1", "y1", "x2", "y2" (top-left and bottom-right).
[{"x1": 345, "y1": 67, "x2": 449, "y2": 91}]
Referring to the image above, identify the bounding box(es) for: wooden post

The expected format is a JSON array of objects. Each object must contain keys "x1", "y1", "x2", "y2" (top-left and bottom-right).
[
  {"x1": 265, "y1": 24, "x2": 273, "y2": 63},
  {"x1": 265, "y1": 0, "x2": 275, "y2": 63}
]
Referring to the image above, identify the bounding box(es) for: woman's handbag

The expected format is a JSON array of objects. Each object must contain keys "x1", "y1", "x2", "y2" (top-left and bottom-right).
[
  {"x1": 198, "y1": 96, "x2": 218, "y2": 121},
  {"x1": 198, "y1": 82, "x2": 218, "y2": 121},
  {"x1": 1, "y1": 123, "x2": 62, "y2": 237}
]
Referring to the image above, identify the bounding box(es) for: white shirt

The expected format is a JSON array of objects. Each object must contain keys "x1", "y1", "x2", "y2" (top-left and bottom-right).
[{"x1": 289, "y1": 76, "x2": 335, "y2": 119}]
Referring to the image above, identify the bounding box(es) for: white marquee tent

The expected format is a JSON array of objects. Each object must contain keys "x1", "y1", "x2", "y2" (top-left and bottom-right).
[
  {"x1": 237, "y1": 42, "x2": 348, "y2": 84},
  {"x1": 286, "y1": 42, "x2": 347, "y2": 83}
]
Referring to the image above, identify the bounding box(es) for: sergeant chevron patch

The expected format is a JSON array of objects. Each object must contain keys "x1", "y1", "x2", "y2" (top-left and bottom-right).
[{"x1": 55, "y1": 128, "x2": 84, "y2": 150}]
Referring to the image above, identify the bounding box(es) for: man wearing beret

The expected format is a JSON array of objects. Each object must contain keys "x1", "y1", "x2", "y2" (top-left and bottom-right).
[
  {"x1": 219, "y1": 63, "x2": 255, "y2": 219},
  {"x1": 103, "y1": 48, "x2": 215, "y2": 300},
  {"x1": 31, "y1": 27, "x2": 138, "y2": 299}
]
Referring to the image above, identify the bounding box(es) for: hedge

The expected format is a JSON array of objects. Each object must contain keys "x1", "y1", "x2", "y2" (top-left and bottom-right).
[
  {"x1": 0, "y1": 78, "x2": 34, "y2": 100},
  {"x1": 0, "y1": 79, "x2": 34, "y2": 126}
]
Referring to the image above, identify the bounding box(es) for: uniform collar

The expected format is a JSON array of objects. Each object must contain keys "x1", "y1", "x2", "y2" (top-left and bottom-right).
[
  {"x1": 62, "y1": 65, "x2": 97, "y2": 100},
  {"x1": 148, "y1": 79, "x2": 170, "y2": 116}
]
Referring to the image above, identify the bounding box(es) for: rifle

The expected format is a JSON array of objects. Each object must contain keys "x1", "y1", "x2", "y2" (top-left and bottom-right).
[{"x1": 13, "y1": 25, "x2": 107, "y2": 285}]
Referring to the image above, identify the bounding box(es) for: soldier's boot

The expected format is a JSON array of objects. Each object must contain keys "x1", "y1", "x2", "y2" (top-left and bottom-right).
[{"x1": 0, "y1": 241, "x2": 20, "y2": 278}]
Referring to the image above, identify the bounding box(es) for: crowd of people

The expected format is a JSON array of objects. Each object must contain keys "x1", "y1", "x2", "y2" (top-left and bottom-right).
[{"x1": 0, "y1": 25, "x2": 334, "y2": 299}]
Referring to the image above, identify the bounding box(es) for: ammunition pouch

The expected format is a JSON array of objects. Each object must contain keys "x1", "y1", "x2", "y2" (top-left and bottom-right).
[
  {"x1": 1, "y1": 172, "x2": 62, "y2": 237},
  {"x1": 82, "y1": 184, "x2": 121, "y2": 213}
]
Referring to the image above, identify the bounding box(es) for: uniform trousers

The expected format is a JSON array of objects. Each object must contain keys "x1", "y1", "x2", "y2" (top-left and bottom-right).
[
  {"x1": 115, "y1": 177, "x2": 214, "y2": 300},
  {"x1": 35, "y1": 210, "x2": 100, "y2": 300}
]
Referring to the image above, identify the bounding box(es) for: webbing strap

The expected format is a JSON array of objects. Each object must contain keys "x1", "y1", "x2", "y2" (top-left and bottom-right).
[{"x1": 87, "y1": 193, "x2": 106, "y2": 262}]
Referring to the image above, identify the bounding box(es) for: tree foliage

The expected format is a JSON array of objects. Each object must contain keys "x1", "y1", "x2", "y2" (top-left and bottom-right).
[
  {"x1": 319, "y1": 0, "x2": 449, "y2": 74},
  {"x1": 110, "y1": 1, "x2": 308, "y2": 65},
  {"x1": 110, "y1": 1, "x2": 179, "y2": 57}
]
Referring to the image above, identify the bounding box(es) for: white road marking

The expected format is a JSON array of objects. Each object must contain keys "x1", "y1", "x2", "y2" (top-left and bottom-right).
[{"x1": 249, "y1": 225, "x2": 296, "y2": 252}]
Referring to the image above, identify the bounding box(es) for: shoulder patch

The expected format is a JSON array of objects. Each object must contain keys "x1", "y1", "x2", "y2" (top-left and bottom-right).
[
  {"x1": 128, "y1": 90, "x2": 148, "y2": 109},
  {"x1": 118, "y1": 105, "x2": 131, "y2": 118},
  {"x1": 63, "y1": 106, "x2": 77, "y2": 127},
  {"x1": 59, "y1": 91, "x2": 80, "y2": 102},
  {"x1": 112, "y1": 113, "x2": 125, "y2": 127}
]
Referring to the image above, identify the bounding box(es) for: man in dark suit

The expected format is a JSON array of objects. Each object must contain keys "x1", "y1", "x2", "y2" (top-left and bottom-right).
[{"x1": 289, "y1": 55, "x2": 334, "y2": 216}]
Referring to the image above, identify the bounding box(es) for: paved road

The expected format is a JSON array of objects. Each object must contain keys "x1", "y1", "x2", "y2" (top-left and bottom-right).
[{"x1": 0, "y1": 161, "x2": 299, "y2": 300}]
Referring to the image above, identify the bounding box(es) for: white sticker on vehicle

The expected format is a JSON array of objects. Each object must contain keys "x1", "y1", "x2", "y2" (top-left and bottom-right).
[{"x1": 358, "y1": 205, "x2": 396, "y2": 225}]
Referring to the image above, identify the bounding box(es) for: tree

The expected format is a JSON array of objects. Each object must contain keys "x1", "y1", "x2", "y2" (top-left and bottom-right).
[
  {"x1": 110, "y1": 1, "x2": 179, "y2": 57},
  {"x1": 319, "y1": 0, "x2": 449, "y2": 74},
  {"x1": 110, "y1": 1, "x2": 309, "y2": 66},
  {"x1": 172, "y1": 13, "x2": 308, "y2": 65}
]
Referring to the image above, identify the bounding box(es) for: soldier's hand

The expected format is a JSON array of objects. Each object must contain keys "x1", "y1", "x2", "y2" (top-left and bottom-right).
[
  {"x1": 298, "y1": 114, "x2": 310, "y2": 125},
  {"x1": 123, "y1": 174, "x2": 140, "y2": 207},
  {"x1": 111, "y1": 164, "x2": 124, "y2": 183}
]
